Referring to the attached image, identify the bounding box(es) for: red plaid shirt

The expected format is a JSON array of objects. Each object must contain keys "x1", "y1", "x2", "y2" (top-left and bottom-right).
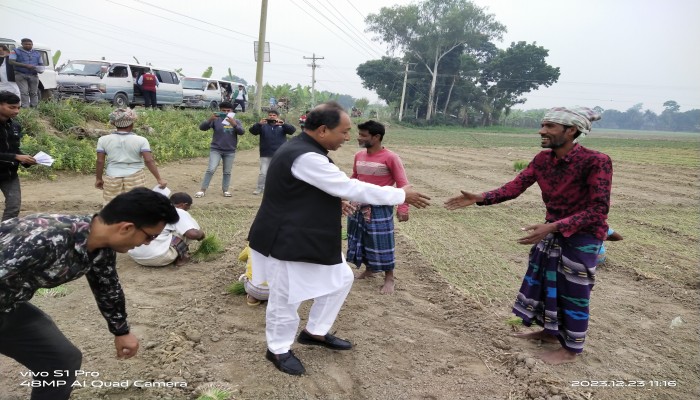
[{"x1": 480, "y1": 144, "x2": 612, "y2": 240}]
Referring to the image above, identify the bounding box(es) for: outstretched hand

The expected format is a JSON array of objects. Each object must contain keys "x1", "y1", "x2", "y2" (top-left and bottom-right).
[
  {"x1": 402, "y1": 186, "x2": 430, "y2": 208},
  {"x1": 444, "y1": 190, "x2": 483, "y2": 210},
  {"x1": 517, "y1": 223, "x2": 558, "y2": 245}
]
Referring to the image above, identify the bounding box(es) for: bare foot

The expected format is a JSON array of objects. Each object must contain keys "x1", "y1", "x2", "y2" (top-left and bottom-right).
[
  {"x1": 355, "y1": 270, "x2": 376, "y2": 279},
  {"x1": 379, "y1": 278, "x2": 395, "y2": 294},
  {"x1": 175, "y1": 253, "x2": 191, "y2": 267},
  {"x1": 536, "y1": 347, "x2": 577, "y2": 365},
  {"x1": 511, "y1": 330, "x2": 559, "y2": 343}
]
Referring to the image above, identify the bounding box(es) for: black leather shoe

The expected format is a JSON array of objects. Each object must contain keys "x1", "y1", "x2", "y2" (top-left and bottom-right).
[
  {"x1": 265, "y1": 350, "x2": 305, "y2": 375},
  {"x1": 297, "y1": 330, "x2": 353, "y2": 350}
]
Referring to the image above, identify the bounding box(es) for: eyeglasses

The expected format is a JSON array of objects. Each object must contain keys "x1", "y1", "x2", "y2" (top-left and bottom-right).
[{"x1": 137, "y1": 226, "x2": 160, "y2": 241}]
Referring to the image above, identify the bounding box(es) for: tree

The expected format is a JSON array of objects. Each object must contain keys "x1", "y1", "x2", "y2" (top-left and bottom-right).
[
  {"x1": 478, "y1": 41, "x2": 560, "y2": 125},
  {"x1": 354, "y1": 98, "x2": 370, "y2": 111},
  {"x1": 174, "y1": 68, "x2": 184, "y2": 77},
  {"x1": 366, "y1": 0, "x2": 505, "y2": 120},
  {"x1": 356, "y1": 57, "x2": 404, "y2": 105},
  {"x1": 201, "y1": 67, "x2": 213, "y2": 78},
  {"x1": 663, "y1": 100, "x2": 680, "y2": 113}
]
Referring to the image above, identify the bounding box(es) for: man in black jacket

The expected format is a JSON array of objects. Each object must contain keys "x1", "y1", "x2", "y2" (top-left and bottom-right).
[
  {"x1": 0, "y1": 91, "x2": 35, "y2": 221},
  {"x1": 247, "y1": 102, "x2": 430, "y2": 375},
  {"x1": 249, "y1": 110, "x2": 296, "y2": 195}
]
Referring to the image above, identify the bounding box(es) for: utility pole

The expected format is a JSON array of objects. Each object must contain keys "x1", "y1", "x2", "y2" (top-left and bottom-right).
[
  {"x1": 303, "y1": 53, "x2": 324, "y2": 106},
  {"x1": 398, "y1": 62, "x2": 414, "y2": 122},
  {"x1": 254, "y1": 0, "x2": 268, "y2": 113}
]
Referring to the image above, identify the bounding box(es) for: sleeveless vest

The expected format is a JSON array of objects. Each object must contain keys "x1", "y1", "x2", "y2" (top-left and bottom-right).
[{"x1": 248, "y1": 132, "x2": 342, "y2": 265}]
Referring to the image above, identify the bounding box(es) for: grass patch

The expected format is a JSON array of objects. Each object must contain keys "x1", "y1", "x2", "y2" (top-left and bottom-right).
[
  {"x1": 227, "y1": 281, "x2": 246, "y2": 296},
  {"x1": 36, "y1": 285, "x2": 69, "y2": 297},
  {"x1": 192, "y1": 234, "x2": 224, "y2": 261},
  {"x1": 513, "y1": 159, "x2": 528, "y2": 172}
]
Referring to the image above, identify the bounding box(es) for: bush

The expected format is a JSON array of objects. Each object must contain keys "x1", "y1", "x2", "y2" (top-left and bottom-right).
[{"x1": 16, "y1": 104, "x2": 261, "y2": 178}]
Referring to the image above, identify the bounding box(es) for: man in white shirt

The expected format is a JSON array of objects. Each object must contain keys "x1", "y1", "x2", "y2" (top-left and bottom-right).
[
  {"x1": 248, "y1": 101, "x2": 430, "y2": 375},
  {"x1": 129, "y1": 192, "x2": 205, "y2": 267}
]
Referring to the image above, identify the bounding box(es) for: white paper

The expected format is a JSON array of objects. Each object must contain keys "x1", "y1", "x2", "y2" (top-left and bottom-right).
[
  {"x1": 33, "y1": 151, "x2": 54, "y2": 166},
  {"x1": 152, "y1": 185, "x2": 171, "y2": 198}
]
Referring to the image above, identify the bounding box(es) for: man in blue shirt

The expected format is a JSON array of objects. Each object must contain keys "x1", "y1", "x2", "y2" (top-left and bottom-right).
[{"x1": 9, "y1": 38, "x2": 44, "y2": 108}]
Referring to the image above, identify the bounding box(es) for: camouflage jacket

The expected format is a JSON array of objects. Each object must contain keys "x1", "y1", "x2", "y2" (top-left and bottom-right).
[{"x1": 0, "y1": 214, "x2": 129, "y2": 335}]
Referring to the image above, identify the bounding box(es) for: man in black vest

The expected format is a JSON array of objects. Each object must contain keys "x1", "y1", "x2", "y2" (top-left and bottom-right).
[{"x1": 248, "y1": 101, "x2": 430, "y2": 375}]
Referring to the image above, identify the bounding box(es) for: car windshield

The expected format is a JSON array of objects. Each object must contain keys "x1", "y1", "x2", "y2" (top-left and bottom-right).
[
  {"x1": 59, "y1": 61, "x2": 109, "y2": 76},
  {"x1": 182, "y1": 79, "x2": 206, "y2": 90}
]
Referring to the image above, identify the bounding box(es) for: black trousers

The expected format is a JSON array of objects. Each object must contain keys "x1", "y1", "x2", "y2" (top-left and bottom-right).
[
  {"x1": 143, "y1": 90, "x2": 157, "y2": 108},
  {"x1": 0, "y1": 303, "x2": 82, "y2": 400},
  {"x1": 233, "y1": 99, "x2": 246, "y2": 112}
]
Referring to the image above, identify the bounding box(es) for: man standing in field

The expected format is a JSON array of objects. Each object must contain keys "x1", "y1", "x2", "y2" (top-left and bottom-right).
[
  {"x1": 0, "y1": 91, "x2": 35, "y2": 221},
  {"x1": 0, "y1": 188, "x2": 179, "y2": 400},
  {"x1": 248, "y1": 101, "x2": 430, "y2": 375},
  {"x1": 445, "y1": 107, "x2": 611, "y2": 365},
  {"x1": 95, "y1": 108, "x2": 167, "y2": 205},
  {"x1": 248, "y1": 110, "x2": 296, "y2": 195},
  {"x1": 347, "y1": 120, "x2": 410, "y2": 294}
]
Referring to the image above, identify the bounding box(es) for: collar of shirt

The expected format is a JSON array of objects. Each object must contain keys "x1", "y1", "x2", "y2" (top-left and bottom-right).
[{"x1": 548, "y1": 143, "x2": 581, "y2": 165}]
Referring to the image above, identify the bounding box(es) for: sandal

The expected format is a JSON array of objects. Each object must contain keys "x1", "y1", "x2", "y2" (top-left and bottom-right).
[
  {"x1": 194, "y1": 191, "x2": 205, "y2": 198},
  {"x1": 246, "y1": 295, "x2": 261, "y2": 306},
  {"x1": 223, "y1": 191, "x2": 232, "y2": 197}
]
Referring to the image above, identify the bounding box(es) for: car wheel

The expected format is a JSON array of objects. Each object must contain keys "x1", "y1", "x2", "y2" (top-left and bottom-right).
[{"x1": 113, "y1": 93, "x2": 128, "y2": 107}]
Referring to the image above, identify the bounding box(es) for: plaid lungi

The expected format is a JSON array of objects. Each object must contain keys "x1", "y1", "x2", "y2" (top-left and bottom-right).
[
  {"x1": 346, "y1": 204, "x2": 396, "y2": 272},
  {"x1": 512, "y1": 232, "x2": 601, "y2": 353},
  {"x1": 102, "y1": 169, "x2": 146, "y2": 205}
]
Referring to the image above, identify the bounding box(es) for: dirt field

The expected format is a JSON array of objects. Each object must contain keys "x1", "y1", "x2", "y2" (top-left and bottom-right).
[{"x1": 1, "y1": 137, "x2": 698, "y2": 400}]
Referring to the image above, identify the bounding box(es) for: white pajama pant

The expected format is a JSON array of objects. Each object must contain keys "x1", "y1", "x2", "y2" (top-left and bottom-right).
[{"x1": 265, "y1": 258, "x2": 353, "y2": 355}]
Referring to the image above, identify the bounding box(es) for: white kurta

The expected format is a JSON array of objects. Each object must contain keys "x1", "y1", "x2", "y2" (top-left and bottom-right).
[{"x1": 251, "y1": 152, "x2": 406, "y2": 304}]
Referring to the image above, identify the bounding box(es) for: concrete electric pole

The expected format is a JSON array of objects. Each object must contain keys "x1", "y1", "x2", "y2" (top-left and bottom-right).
[
  {"x1": 303, "y1": 53, "x2": 324, "y2": 107},
  {"x1": 254, "y1": 0, "x2": 268, "y2": 113}
]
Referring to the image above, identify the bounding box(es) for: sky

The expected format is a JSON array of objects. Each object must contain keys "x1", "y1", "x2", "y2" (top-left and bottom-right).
[{"x1": 2, "y1": 0, "x2": 699, "y2": 113}]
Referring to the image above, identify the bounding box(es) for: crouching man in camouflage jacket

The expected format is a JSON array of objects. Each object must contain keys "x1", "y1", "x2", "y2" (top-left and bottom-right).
[{"x1": 0, "y1": 188, "x2": 179, "y2": 400}]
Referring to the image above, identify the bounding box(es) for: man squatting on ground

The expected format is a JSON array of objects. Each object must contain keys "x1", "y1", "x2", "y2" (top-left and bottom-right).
[
  {"x1": 128, "y1": 192, "x2": 206, "y2": 267},
  {"x1": 0, "y1": 188, "x2": 179, "y2": 400},
  {"x1": 347, "y1": 120, "x2": 411, "y2": 294},
  {"x1": 445, "y1": 107, "x2": 611, "y2": 365},
  {"x1": 247, "y1": 101, "x2": 431, "y2": 375},
  {"x1": 0, "y1": 91, "x2": 36, "y2": 221}
]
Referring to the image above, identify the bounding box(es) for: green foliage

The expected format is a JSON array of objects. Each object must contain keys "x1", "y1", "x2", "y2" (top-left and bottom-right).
[
  {"x1": 505, "y1": 316, "x2": 523, "y2": 326},
  {"x1": 227, "y1": 281, "x2": 246, "y2": 296},
  {"x1": 36, "y1": 285, "x2": 69, "y2": 298},
  {"x1": 202, "y1": 66, "x2": 213, "y2": 78},
  {"x1": 513, "y1": 160, "x2": 528, "y2": 172},
  {"x1": 192, "y1": 234, "x2": 224, "y2": 261},
  {"x1": 196, "y1": 387, "x2": 232, "y2": 400},
  {"x1": 52, "y1": 50, "x2": 61, "y2": 66},
  {"x1": 16, "y1": 105, "x2": 259, "y2": 178}
]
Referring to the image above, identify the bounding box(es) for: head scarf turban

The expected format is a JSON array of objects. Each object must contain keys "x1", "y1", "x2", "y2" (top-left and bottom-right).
[
  {"x1": 109, "y1": 108, "x2": 137, "y2": 128},
  {"x1": 542, "y1": 107, "x2": 601, "y2": 140}
]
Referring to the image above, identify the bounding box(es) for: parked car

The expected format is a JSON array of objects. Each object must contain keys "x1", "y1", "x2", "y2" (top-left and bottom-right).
[
  {"x1": 0, "y1": 37, "x2": 58, "y2": 99},
  {"x1": 55, "y1": 59, "x2": 182, "y2": 107},
  {"x1": 180, "y1": 77, "x2": 242, "y2": 109},
  {"x1": 180, "y1": 77, "x2": 222, "y2": 109}
]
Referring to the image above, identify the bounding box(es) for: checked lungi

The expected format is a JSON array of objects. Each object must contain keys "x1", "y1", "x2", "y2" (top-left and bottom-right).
[
  {"x1": 102, "y1": 169, "x2": 146, "y2": 205},
  {"x1": 512, "y1": 232, "x2": 602, "y2": 353},
  {"x1": 346, "y1": 204, "x2": 396, "y2": 272}
]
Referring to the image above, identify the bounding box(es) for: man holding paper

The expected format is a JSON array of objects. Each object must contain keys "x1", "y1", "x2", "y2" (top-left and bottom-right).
[{"x1": 0, "y1": 91, "x2": 35, "y2": 221}]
